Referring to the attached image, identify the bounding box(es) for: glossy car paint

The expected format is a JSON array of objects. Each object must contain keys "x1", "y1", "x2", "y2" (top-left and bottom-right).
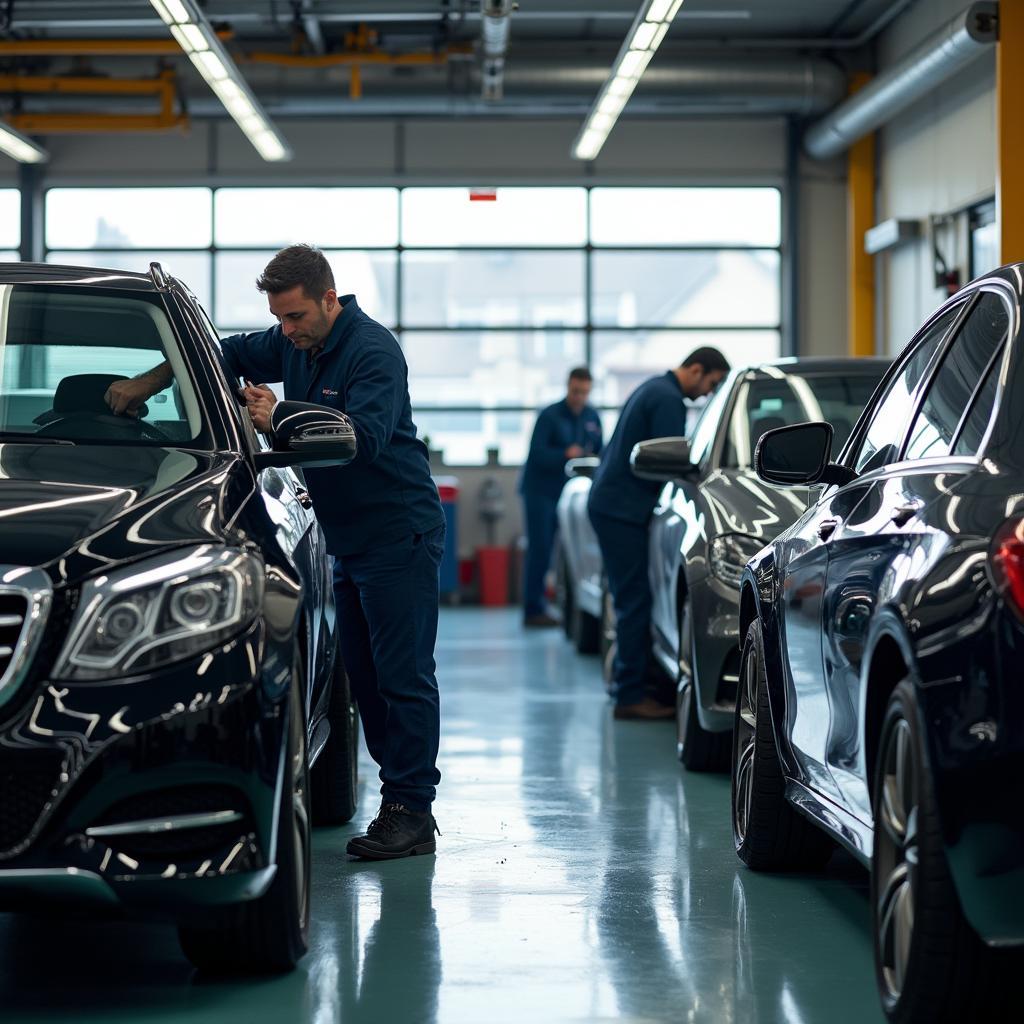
[
  {"x1": 0, "y1": 263, "x2": 345, "y2": 920},
  {"x1": 739, "y1": 268, "x2": 1024, "y2": 946}
]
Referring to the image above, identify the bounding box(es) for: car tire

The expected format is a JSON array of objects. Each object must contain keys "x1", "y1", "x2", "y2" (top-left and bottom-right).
[
  {"x1": 731, "y1": 620, "x2": 833, "y2": 871},
  {"x1": 311, "y1": 649, "x2": 360, "y2": 826},
  {"x1": 676, "y1": 606, "x2": 730, "y2": 772},
  {"x1": 178, "y1": 667, "x2": 311, "y2": 974},
  {"x1": 557, "y1": 550, "x2": 574, "y2": 641},
  {"x1": 600, "y1": 583, "x2": 616, "y2": 694},
  {"x1": 870, "y1": 680, "x2": 1018, "y2": 1022},
  {"x1": 571, "y1": 596, "x2": 601, "y2": 654}
]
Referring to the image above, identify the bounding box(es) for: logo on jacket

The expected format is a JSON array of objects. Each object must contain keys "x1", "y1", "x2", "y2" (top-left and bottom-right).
[{"x1": 322, "y1": 387, "x2": 339, "y2": 398}]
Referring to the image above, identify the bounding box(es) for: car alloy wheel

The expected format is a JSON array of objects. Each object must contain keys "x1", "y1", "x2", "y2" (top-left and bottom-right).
[
  {"x1": 732, "y1": 635, "x2": 759, "y2": 844},
  {"x1": 289, "y1": 682, "x2": 311, "y2": 934},
  {"x1": 875, "y1": 717, "x2": 917, "y2": 1003},
  {"x1": 600, "y1": 585, "x2": 616, "y2": 694},
  {"x1": 676, "y1": 607, "x2": 730, "y2": 771}
]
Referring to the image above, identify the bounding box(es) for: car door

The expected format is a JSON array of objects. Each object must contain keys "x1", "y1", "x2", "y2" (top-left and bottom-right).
[
  {"x1": 779, "y1": 300, "x2": 966, "y2": 800},
  {"x1": 820, "y1": 289, "x2": 1009, "y2": 820}
]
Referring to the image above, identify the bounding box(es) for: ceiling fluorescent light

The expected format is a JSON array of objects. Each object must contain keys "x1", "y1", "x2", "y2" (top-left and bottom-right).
[
  {"x1": 0, "y1": 121, "x2": 48, "y2": 164},
  {"x1": 571, "y1": 0, "x2": 685, "y2": 161},
  {"x1": 149, "y1": 0, "x2": 291, "y2": 162}
]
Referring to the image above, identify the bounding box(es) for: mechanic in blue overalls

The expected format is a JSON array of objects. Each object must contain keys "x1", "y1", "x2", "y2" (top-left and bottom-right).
[
  {"x1": 519, "y1": 367, "x2": 603, "y2": 627},
  {"x1": 588, "y1": 348, "x2": 729, "y2": 720},
  {"x1": 106, "y1": 245, "x2": 444, "y2": 860}
]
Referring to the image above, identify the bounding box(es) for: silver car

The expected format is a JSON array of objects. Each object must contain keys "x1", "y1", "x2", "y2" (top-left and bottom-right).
[{"x1": 632, "y1": 358, "x2": 888, "y2": 770}]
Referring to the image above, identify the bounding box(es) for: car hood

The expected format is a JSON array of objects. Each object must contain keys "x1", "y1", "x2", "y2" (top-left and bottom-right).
[
  {"x1": 0, "y1": 443, "x2": 249, "y2": 585},
  {"x1": 700, "y1": 466, "x2": 813, "y2": 542}
]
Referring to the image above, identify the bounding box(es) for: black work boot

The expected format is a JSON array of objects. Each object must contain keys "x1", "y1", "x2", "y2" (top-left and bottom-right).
[{"x1": 346, "y1": 802, "x2": 441, "y2": 860}]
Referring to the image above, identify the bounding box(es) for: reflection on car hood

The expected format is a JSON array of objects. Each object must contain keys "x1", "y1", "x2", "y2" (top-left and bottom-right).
[
  {"x1": 0, "y1": 444, "x2": 248, "y2": 585},
  {"x1": 700, "y1": 467, "x2": 812, "y2": 541}
]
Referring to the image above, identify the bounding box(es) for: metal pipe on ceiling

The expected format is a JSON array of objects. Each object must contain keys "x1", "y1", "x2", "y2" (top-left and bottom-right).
[
  {"x1": 804, "y1": 1, "x2": 999, "y2": 159},
  {"x1": 481, "y1": 0, "x2": 515, "y2": 102}
]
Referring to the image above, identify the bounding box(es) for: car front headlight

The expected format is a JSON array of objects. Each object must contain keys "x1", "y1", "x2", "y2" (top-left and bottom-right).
[
  {"x1": 54, "y1": 546, "x2": 264, "y2": 680},
  {"x1": 709, "y1": 534, "x2": 765, "y2": 588}
]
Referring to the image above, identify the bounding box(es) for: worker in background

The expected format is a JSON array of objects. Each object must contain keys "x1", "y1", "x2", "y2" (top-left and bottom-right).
[
  {"x1": 106, "y1": 244, "x2": 445, "y2": 860},
  {"x1": 588, "y1": 348, "x2": 730, "y2": 720},
  {"x1": 520, "y1": 366, "x2": 603, "y2": 627}
]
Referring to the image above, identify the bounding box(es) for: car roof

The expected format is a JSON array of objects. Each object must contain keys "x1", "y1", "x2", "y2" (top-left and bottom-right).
[
  {"x1": 0, "y1": 261, "x2": 163, "y2": 292},
  {"x1": 741, "y1": 356, "x2": 890, "y2": 377}
]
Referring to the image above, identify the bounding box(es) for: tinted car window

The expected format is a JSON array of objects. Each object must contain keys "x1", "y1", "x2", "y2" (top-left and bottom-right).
[
  {"x1": 853, "y1": 304, "x2": 962, "y2": 474},
  {"x1": 722, "y1": 372, "x2": 882, "y2": 469},
  {"x1": 904, "y1": 292, "x2": 1008, "y2": 460},
  {"x1": 0, "y1": 284, "x2": 202, "y2": 444},
  {"x1": 952, "y1": 347, "x2": 1003, "y2": 457},
  {"x1": 688, "y1": 377, "x2": 732, "y2": 465}
]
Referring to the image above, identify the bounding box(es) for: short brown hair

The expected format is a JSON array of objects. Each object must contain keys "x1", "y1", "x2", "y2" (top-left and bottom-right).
[
  {"x1": 568, "y1": 366, "x2": 593, "y2": 384},
  {"x1": 681, "y1": 346, "x2": 730, "y2": 375},
  {"x1": 256, "y1": 244, "x2": 335, "y2": 301}
]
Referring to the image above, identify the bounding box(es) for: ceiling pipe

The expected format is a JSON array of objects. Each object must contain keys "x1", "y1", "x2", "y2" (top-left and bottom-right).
[
  {"x1": 481, "y1": 0, "x2": 515, "y2": 102},
  {"x1": 805, "y1": 1, "x2": 998, "y2": 159}
]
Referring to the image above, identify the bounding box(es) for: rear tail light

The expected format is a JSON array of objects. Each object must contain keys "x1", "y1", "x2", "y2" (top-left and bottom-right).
[{"x1": 989, "y1": 518, "x2": 1024, "y2": 617}]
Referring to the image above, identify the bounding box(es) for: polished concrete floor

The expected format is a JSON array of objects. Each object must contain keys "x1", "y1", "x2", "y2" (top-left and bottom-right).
[{"x1": 0, "y1": 608, "x2": 885, "y2": 1023}]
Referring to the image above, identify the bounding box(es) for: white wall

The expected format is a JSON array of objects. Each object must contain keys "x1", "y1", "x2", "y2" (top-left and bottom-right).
[{"x1": 875, "y1": 0, "x2": 996, "y2": 355}]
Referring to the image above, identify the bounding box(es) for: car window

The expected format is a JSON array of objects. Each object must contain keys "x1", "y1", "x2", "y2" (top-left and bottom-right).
[
  {"x1": 0, "y1": 284, "x2": 202, "y2": 444},
  {"x1": 852, "y1": 304, "x2": 963, "y2": 474},
  {"x1": 904, "y1": 292, "x2": 1008, "y2": 460},
  {"x1": 952, "y1": 345, "x2": 1003, "y2": 457},
  {"x1": 688, "y1": 376, "x2": 732, "y2": 465},
  {"x1": 722, "y1": 372, "x2": 883, "y2": 469}
]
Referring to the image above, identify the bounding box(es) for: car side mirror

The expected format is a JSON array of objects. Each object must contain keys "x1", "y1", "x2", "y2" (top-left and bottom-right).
[
  {"x1": 566, "y1": 456, "x2": 600, "y2": 479},
  {"x1": 755, "y1": 422, "x2": 855, "y2": 487},
  {"x1": 254, "y1": 401, "x2": 357, "y2": 470},
  {"x1": 630, "y1": 437, "x2": 697, "y2": 482}
]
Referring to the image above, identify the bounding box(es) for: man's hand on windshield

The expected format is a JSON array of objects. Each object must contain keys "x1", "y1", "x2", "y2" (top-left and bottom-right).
[
  {"x1": 105, "y1": 378, "x2": 152, "y2": 418},
  {"x1": 243, "y1": 381, "x2": 277, "y2": 433}
]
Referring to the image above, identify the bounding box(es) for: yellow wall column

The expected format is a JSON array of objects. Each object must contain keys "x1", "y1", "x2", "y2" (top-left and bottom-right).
[
  {"x1": 998, "y1": 0, "x2": 1024, "y2": 263},
  {"x1": 847, "y1": 72, "x2": 875, "y2": 358}
]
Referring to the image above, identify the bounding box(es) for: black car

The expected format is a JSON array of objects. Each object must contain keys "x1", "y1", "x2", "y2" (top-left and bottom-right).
[
  {"x1": 0, "y1": 262, "x2": 359, "y2": 973},
  {"x1": 630, "y1": 358, "x2": 886, "y2": 770},
  {"x1": 733, "y1": 268, "x2": 1024, "y2": 1021}
]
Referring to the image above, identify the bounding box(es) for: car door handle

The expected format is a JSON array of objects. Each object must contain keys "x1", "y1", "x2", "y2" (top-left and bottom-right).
[
  {"x1": 295, "y1": 488, "x2": 313, "y2": 510},
  {"x1": 817, "y1": 518, "x2": 839, "y2": 541},
  {"x1": 890, "y1": 504, "x2": 921, "y2": 527}
]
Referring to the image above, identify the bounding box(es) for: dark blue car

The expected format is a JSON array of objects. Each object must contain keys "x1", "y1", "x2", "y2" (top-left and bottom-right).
[{"x1": 733, "y1": 266, "x2": 1024, "y2": 1022}]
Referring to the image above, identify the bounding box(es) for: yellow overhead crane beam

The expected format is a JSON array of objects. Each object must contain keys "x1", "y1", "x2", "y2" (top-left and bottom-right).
[
  {"x1": 2, "y1": 70, "x2": 186, "y2": 135},
  {"x1": 0, "y1": 32, "x2": 232, "y2": 57}
]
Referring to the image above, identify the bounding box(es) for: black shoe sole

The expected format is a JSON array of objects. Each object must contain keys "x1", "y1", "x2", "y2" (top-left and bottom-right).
[{"x1": 346, "y1": 840, "x2": 437, "y2": 861}]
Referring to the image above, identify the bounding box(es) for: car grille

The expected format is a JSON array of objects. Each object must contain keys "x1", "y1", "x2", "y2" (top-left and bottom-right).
[
  {"x1": 0, "y1": 749, "x2": 66, "y2": 855},
  {"x1": 0, "y1": 594, "x2": 29, "y2": 687}
]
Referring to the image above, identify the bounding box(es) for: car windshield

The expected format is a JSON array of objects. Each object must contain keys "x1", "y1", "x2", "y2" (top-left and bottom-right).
[
  {"x1": 0, "y1": 284, "x2": 203, "y2": 445},
  {"x1": 722, "y1": 371, "x2": 883, "y2": 469}
]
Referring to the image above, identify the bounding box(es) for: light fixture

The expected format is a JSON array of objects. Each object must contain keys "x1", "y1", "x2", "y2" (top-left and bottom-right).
[
  {"x1": 571, "y1": 0, "x2": 686, "y2": 162},
  {"x1": 149, "y1": 0, "x2": 291, "y2": 162},
  {"x1": 0, "y1": 122, "x2": 48, "y2": 164}
]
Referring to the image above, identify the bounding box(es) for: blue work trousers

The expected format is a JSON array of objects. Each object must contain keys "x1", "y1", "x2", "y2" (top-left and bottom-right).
[
  {"x1": 588, "y1": 510, "x2": 651, "y2": 707},
  {"x1": 522, "y1": 493, "x2": 560, "y2": 617},
  {"x1": 332, "y1": 525, "x2": 445, "y2": 811}
]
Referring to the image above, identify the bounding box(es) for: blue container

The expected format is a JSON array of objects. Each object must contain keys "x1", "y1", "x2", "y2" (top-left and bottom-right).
[{"x1": 434, "y1": 476, "x2": 459, "y2": 597}]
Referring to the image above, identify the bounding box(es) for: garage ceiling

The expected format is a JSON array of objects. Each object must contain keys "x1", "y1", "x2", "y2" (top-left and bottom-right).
[{"x1": 0, "y1": 1, "x2": 903, "y2": 121}]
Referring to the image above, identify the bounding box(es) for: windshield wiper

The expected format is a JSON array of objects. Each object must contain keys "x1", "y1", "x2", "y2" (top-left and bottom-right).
[{"x1": 0, "y1": 432, "x2": 77, "y2": 445}]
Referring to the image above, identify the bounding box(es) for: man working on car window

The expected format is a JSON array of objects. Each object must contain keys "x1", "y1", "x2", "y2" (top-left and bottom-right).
[
  {"x1": 588, "y1": 347, "x2": 730, "y2": 721},
  {"x1": 106, "y1": 244, "x2": 445, "y2": 860},
  {"x1": 519, "y1": 367, "x2": 603, "y2": 627}
]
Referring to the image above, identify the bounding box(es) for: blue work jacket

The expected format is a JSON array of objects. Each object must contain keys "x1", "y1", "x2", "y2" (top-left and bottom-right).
[
  {"x1": 222, "y1": 295, "x2": 443, "y2": 557},
  {"x1": 519, "y1": 400, "x2": 603, "y2": 500},
  {"x1": 588, "y1": 371, "x2": 689, "y2": 525}
]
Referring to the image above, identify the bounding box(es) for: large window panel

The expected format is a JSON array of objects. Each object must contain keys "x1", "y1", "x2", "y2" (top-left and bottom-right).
[
  {"x1": 46, "y1": 188, "x2": 212, "y2": 249},
  {"x1": 401, "y1": 188, "x2": 587, "y2": 247},
  {"x1": 214, "y1": 250, "x2": 397, "y2": 330},
  {"x1": 0, "y1": 190, "x2": 18, "y2": 249},
  {"x1": 592, "y1": 329, "x2": 781, "y2": 406},
  {"x1": 414, "y1": 409, "x2": 534, "y2": 466},
  {"x1": 47, "y1": 251, "x2": 212, "y2": 312},
  {"x1": 402, "y1": 250, "x2": 585, "y2": 328},
  {"x1": 590, "y1": 188, "x2": 781, "y2": 247},
  {"x1": 404, "y1": 330, "x2": 586, "y2": 407},
  {"x1": 214, "y1": 188, "x2": 398, "y2": 248},
  {"x1": 592, "y1": 250, "x2": 780, "y2": 327}
]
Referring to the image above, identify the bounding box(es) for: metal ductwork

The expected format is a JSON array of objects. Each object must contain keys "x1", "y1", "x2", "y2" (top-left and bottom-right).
[
  {"x1": 481, "y1": 0, "x2": 516, "y2": 102},
  {"x1": 805, "y1": 2, "x2": 998, "y2": 160}
]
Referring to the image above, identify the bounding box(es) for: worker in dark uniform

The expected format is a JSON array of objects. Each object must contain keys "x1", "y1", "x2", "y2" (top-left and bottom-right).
[
  {"x1": 106, "y1": 244, "x2": 445, "y2": 859},
  {"x1": 588, "y1": 348, "x2": 730, "y2": 720},
  {"x1": 520, "y1": 367, "x2": 603, "y2": 627}
]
